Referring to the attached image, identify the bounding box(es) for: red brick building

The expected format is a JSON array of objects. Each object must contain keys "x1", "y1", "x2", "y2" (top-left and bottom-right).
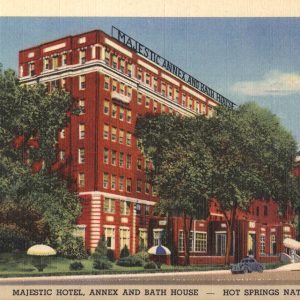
[{"x1": 18, "y1": 28, "x2": 295, "y2": 264}]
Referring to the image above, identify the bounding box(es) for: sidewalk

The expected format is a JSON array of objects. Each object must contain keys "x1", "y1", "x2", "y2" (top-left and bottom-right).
[{"x1": 275, "y1": 262, "x2": 300, "y2": 271}]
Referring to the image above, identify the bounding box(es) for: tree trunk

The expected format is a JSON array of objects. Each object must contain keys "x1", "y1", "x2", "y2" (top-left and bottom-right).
[
  {"x1": 183, "y1": 212, "x2": 193, "y2": 266},
  {"x1": 224, "y1": 206, "x2": 237, "y2": 265}
]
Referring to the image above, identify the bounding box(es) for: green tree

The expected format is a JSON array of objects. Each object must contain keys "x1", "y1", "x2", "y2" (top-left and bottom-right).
[
  {"x1": 207, "y1": 103, "x2": 298, "y2": 265},
  {"x1": 135, "y1": 113, "x2": 213, "y2": 265},
  {"x1": 0, "y1": 66, "x2": 81, "y2": 247},
  {"x1": 92, "y1": 236, "x2": 112, "y2": 269}
]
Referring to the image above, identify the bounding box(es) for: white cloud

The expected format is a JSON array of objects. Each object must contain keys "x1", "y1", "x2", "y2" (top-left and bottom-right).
[{"x1": 231, "y1": 71, "x2": 300, "y2": 96}]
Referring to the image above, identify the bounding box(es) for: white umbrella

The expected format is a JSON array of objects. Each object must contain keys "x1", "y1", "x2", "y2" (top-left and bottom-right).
[
  {"x1": 148, "y1": 245, "x2": 171, "y2": 255},
  {"x1": 27, "y1": 244, "x2": 56, "y2": 256}
]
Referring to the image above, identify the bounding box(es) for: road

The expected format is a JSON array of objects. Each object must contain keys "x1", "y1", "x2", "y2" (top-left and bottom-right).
[{"x1": 1, "y1": 270, "x2": 300, "y2": 285}]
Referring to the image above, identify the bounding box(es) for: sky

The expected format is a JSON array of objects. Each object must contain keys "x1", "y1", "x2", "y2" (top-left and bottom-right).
[{"x1": 0, "y1": 17, "x2": 299, "y2": 149}]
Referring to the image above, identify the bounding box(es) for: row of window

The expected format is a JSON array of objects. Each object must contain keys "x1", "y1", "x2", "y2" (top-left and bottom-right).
[
  {"x1": 103, "y1": 173, "x2": 152, "y2": 194},
  {"x1": 103, "y1": 124, "x2": 132, "y2": 146},
  {"x1": 178, "y1": 231, "x2": 207, "y2": 253},
  {"x1": 103, "y1": 148, "x2": 143, "y2": 170},
  {"x1": 103, "y1": 197, "x2": 150, "y2": 215},
  {"x1": 260, "y1": 234, "x2": 277, "y2": 256},
  {"x1": 104, "y1": 100, "x2": 132, "y2": 122}
]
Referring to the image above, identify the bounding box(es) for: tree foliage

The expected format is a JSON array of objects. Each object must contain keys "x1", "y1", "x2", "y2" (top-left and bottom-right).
[
  {"x1": 0, "y1": 66, "x2": 81, "y2": 248},
  {"x1": 135, "y1": 113, "x2": 213, "y2": 264}
]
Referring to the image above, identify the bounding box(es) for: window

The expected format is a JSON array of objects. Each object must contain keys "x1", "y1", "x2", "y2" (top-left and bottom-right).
[
  {"x1": 50, "y1": 80, "x2": 59, "y2": 91},
  {"x1": 80, "y1": 50, "x2": 86, "y2": 64},
  {"x1": 126, "y1": 178, "x2": 132, "y2": 192},
  {"x1": 104, "y1": 197, "x2": 115, "y2": 213},
  {"x1": 79, "y1": 75, "x2": 85, "y2": 90},
  {"x1": 126, "y1": 132, "x2": 132, "y2": 146},
  {"x1": 43, "y1": 57, "x2": 49, "y2": 70},
  {"x1": 59, "y1": 150, "x2": 65, "y2": 161},
  {"x1": 61, "y1": 78, "x2": 66, "y2": 90},
  {"x1": 126, "y1": 154, "x2": 131, "y2": 169},
  {"x1": 153, "y1": 101, "x2": 158, "y2": 112},
  {"x1": 111, "y1": 175, "x2": 116, "y2": 190},
  {"x1": 105, "y1": 50, "x2": 110, "y2": 64},
  {"x1": 145, "y1": 205, "x2": 150, "y2": 215},
  {"x1": 62, "y1": 53, "x2": 67, "y2": 66},
  {"x1": 103, "y1": 124, "x2": 109, "y2": 139},
  {"x1": 264, "y1": 205, "x2": 268, "y2": 216},
  {"x1": 78, "y1": 148, "x2": 85, "y2": 164},
  {"x1": 145, "y1": 97, "x2": 150, "y2": 108},
  {"x1": 145, "y1": 182, "x2": 150, "y2": 194},
  {"x1": 139, "y1": 229, "x2": 148, "y2": 249},
  {"x1": 52, "y1": 56, "x2": 58, "y2": 69},
  {"x1": 127, "y1": 86, "x2": 132, "y2": 97},
  {"x1": 120, "y1": 59, "x2": 125, "y2": 73},
  {"x1": 112, "y1": 55, "x2": 117, "y2": 68},
  {"x1": 175, "y1": 89, "x2": 179, "y2": 102},
  {"x1": 196, "y1": 101, "x2": 200, "y2": 113},
  {"x1": 111, "y1": 127, "x2": 117, "y2": 142},
  {"x1": 153, "y1": 78, "x2": 158, "y2": 91},
  {"x1": 195, "y1": 232, "x2": 207, "y2": 253},
  {"x1": 137, "y1": 68, "x2": 142, "y2": 80},
  {"x1": 60, "y1": 128, "x2": 65, "y2": 139},
  {"x1": 189, "y1": 232, "x2": 194, "y2": 252},
  {"x1": 127, "y1": 63, "x2": 132, "y2": 77},
  {"x1": 119, "y1": 228, "x2": 130, "y2": 250},
  {"x1": 126, "y1": 110, "x2": 132, "y2": 123},
  {"x1": 112, "y1": 104, "x2": 117, "y2": 118},
  {"x1": 135, "y1": 203, "x2": 141, "y2": 215},
  {"x1": 182, "y1": 93, "x2": 186, "y2": 106},
  {"x1": 103, "y1": 173, "x2": 109, "y2": 189},
  {"x1": 120, "y1": 82, "x2": 125, "y2": 95},
  {"x1": 215, "y1": 232, "x2": 226, "y2": 256},
  {"x1": 111, "y1": 150, "x2": 117, "y2": 166},
  {"x1": 104, "y1": 76, "x2": 110, "y2": 90},
  {"x1": 162, "y1": 104, "x2": 166, "y2": 113},
  {"x1": 105, "y1": 227, "x2": 115, "y2": 249},
  {"x1": 104, "y1": 100, "x2": 110, "y2": 115},
  {"x1": 119, "y1": 129, "x2": 124, "y2": 144},
  {"x1": 145, "y1": 73, "x2": 150, "y2": 85},
  {"x1": 168, "y1": 85, "x2": 173, "y2": 98},
  {"x1": 112, "y1": 80, "x2": 117, "y2": 91},
  {"x1": 188, "y1": 97, "x2": 193, "y2": 110},
  {"x1": 137, "y1": 93, "x2": 142, "y2": 105},
  {"x1": 119, "y1": 176, "x2": 124, "y2": 191},
  {"x1": 103, "y1": 148, "x2": 109, "y2": 164},
  {"x1": 178, "y1": 231, "x2": 184, "y2": 252},
  {"x1": 152, "y1": 185, "x2": 158, "y2": 196},
  {"x1": 161, "y1": 83, "x2": 166, "y2": 96},
  {"x1": 29, "y1": 63, "x2": 35, "y2": 76},
  {"x1": 137, "y1": 159, "x2": 142, "y2": 170},
  {"x1": 136, "y1": 180, "x2": 142, "y2": 193},
  {"x1": 260, "y1": 235, "x2": 265, "y2": 255},
  {"x1": 79, "y1": 124, "x2": 85, "y2": 139},
  {"x1": 270, "y1": 234, "x2": 277, "y2": 255},
  {"x1": 119, "y1": 152, "x2": 124, "y2": 167},
  {"x1": 153, "y1": 229, "x2": 162, "y2": 246},
  {"x1": 78, "y1": 173, "x2": 85, "y2": 187},
  {"x1": 121, "y1": 200, "x2": 130, "y2": 215},
  {"x1": 119, "y1": 108, "x2": 124, "y2": 121},
  {"x1": 79, "y1": 99, "x2": 85, "y2": 114}
]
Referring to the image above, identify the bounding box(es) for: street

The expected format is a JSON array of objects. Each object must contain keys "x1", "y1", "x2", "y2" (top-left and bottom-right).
[{"x1": 1, "y1": 270, "x2": 300, "y2": 285}]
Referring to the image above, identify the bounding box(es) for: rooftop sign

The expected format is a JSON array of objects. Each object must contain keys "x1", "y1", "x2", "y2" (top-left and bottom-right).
[{"x1": 112, "y1": 26, "x2": 236, "y2": 109}]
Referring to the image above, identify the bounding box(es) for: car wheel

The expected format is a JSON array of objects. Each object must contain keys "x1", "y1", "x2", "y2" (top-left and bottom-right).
[{"x1": 242, "y1": 266, "x2": 249, "y2": 274}]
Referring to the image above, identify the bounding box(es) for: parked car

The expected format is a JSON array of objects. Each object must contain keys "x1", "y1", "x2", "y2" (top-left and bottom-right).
[{"x1": 231, "y1": 256, "x2": 264, "y2": 274}]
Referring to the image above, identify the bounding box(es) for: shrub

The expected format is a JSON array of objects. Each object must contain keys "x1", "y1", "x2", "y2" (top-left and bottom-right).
[
  {"x1": 116, "y1": 255, "x2": 144, "y2": 267},
  {"x1": 93, "y1": 258, "x2": 113, "y2": 270},
  {"x1": 120, "y1": 245, "x2": 130, "y2": 258},
  {"x1": 107, "y1": 249, "x2": 115, "y2": 262},
  {"x1": 57, "y1": 234, "x2": 87, "y2": 260},
  {"x1": 92, "y1": 236, "x2": 112, "y2": 270},
  {"x1": 134, "y1": 250, "x2": 150, "y2": 262},
  {"x1": 0, "y1": 224, "x2": 31, "y2": 252},
  {"x1": 144, "y1": 261, "x2": 158, "y2": 269},
  {"x1": 69, "y1": 261, "x2": 84, "y2": 271}
]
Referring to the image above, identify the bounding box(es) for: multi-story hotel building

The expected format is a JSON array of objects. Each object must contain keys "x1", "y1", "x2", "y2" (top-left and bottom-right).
[{"x1": 18, "y1": 28, "x2": 295, "y2": 264}]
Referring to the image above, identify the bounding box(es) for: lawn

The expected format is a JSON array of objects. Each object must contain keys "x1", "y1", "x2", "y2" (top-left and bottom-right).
[{"x1": 0, "y1": 252, "x2": 284, "y2": 278}]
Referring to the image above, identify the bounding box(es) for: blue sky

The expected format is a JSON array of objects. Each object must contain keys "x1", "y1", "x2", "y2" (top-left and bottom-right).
[{"x1": 1, "y1": 17, "x2": 299, "y2": 149}]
